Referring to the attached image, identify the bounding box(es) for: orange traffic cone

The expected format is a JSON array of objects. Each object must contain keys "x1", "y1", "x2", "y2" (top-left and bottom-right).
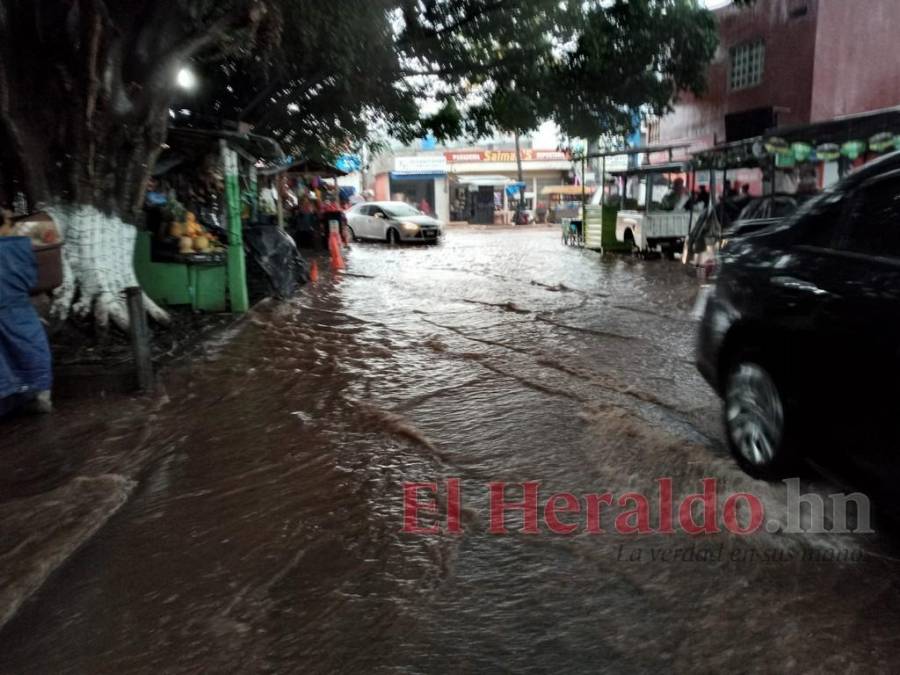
[
  {"x1": 309, "y1": 259, "x2": 319, "y2": 283},
  {"x1": 328, "y1": 232, "x2": 345, "y2": 271}
]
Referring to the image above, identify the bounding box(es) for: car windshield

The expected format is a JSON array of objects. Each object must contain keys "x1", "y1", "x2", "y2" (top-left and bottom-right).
[{"x1": 383, "y1": 204, "x2": 422, "y2": 218}]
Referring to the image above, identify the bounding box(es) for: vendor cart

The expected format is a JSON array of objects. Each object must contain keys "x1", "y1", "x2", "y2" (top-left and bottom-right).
[{"x1": 542, "y1": 185, "x2": 595, "y2": 247}]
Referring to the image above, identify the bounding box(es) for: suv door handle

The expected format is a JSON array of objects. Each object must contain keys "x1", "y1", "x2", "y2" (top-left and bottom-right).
[{"x1": 770, "y1": 276, "x2": 833, "y2": 297}]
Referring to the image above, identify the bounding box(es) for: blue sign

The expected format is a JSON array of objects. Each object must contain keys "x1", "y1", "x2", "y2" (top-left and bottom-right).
[{"x1": 335, "y1": 154, "x2": 362, "y2": 173}]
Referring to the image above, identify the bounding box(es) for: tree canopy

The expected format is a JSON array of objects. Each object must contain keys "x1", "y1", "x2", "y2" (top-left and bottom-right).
[
  {"x1": 0, "y1": 0, "x2": 724, "y2": 213},
  {"x1": 183, "y1": 0, "x2": 722, "y2": 160}
]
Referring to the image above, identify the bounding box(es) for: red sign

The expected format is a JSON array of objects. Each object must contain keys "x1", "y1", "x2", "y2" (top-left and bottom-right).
[{"x1": 444, "y1": 149, "x2": 570, "y2": 163}]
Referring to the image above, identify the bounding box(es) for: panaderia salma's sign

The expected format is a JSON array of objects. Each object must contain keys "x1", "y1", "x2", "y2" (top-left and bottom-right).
[{"x1": 444, "y1": 149, "x2": 570, "y2": 163}]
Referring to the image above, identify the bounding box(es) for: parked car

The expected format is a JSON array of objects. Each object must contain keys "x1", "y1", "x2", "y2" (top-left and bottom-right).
[
  {"x1": 696, "y1": 151, "x2": 900, "y2": 481},
  {"x1": 722, "y1": 192, "x2": 817, "y2": 239},
  {"x1": 346, "y1": 201, "x2": 443, "y2": 244}
]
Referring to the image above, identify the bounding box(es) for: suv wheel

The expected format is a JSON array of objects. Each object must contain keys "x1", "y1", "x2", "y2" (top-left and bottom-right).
[{"x1": 724, "y1": 359, "x2": 792, "y2": 478}]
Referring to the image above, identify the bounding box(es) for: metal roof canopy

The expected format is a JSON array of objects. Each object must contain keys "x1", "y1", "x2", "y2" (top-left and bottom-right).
[
  {"x1": 609, "y1": 161, "x2": 690, "y2": 176},
  {"x1": 453, "y1": 174, "x2": 514, "y2": 186},
  {"x1": 166, "y1": 127, "x2": 285, "y2": 163},
  {"x1": 541, "y1": 185, "x2": 597, "y2": 196},
  {"x1": 765, "y1": 106, "x2": 900, "y2": 145},
  {"x1": 691, "y1": 136, "x2": 767, "y2": 170},
  {"x1": 258, "y1": 158, "x2": 347, "y2": 178},
  {"x1": 154, "y1": 126, "x2": 286, "y2": 176},
  {"x1": 573, "y1": 143, "x2": 692, "y2": 162}
]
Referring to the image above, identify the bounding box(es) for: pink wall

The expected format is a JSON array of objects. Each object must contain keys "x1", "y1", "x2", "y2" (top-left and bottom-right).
[
  {"x1": 374, "y1": 173, "x2": 390, "y2": 202},
  {"x1": 809, "y1": 0, "x2": 900, "y2": 122},
  {"x1": 660, "y1": 0, "x2": 819, "y2": 151}
]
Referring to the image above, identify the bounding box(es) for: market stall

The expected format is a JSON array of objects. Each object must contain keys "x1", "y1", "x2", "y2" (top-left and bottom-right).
[
  {"x1": 259, "y1": 159, "x2": 348, "y2": 250},
  {"x1": 760, "y1": 106, "x2": 900, "y2": 189},
  {"x1": 137, "y1": 127, "x2": 286, "y2": 313}
]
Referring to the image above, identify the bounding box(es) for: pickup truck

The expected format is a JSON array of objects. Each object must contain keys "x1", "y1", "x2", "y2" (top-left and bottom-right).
[{"x1": 615, "y1": 209, "x2": 693, "y2": 254}]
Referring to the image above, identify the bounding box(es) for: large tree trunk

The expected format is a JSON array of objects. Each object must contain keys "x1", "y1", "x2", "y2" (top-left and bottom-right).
[
  {"x1": 0, "y1": 0, "x2": 267, "y2": 330},
  {"x1": 45, "y1": 205, "x2": 169, "y2": 329}
]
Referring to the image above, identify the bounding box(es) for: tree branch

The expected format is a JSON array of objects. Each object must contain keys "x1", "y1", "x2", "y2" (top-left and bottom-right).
[{"x1": 400, "y1": 0, "x2": 513, "y2": 45}]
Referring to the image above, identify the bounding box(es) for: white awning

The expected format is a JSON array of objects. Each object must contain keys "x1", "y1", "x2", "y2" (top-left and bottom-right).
[{"x1": 453, "y1": 174, "x2": 514, "y2": 187}]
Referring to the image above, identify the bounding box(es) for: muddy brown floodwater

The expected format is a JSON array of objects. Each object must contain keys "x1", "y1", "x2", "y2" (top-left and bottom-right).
[{"x1": 3, "y1": 228, "x2": 900, "y2": 673}]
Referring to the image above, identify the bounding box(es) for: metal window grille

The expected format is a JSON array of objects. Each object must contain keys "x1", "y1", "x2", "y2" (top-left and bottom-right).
[{"x1": 730, "y1": 40, "x2": 765, "y2": 91}]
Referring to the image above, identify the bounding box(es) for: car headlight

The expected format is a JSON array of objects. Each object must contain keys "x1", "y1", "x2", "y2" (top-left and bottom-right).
[{"x1": 401, "y1": 221, "x2": 420, "y2": 232}]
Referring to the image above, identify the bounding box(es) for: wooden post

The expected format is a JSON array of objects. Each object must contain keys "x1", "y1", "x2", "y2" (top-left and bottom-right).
[
  {"x1": 249, "y1": 165, "x2": 259, "y2": 223},
  {"x1": 514, "y1": 130, "x2": 525, "y2": 224},
  {"x1": 126, "y1": 287, "x2": 154, "y2": 392},
  {"x1": 687, "y1": 168, "x2": 697, "y2": 237},
  {"x1": 581, "y1": 154, "x2": 587, "y2": 228},
  {"x1": 502, "y1": 183, "x2": 508, "y2": 223},
  {"x1": 600, "y1": 156, "x2": 606, "y2": 207}
]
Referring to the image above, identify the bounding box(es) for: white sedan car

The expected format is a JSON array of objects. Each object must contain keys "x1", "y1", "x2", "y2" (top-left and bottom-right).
[{"x1": 346, "y1": 201, "x2": 443, "y2": 244}]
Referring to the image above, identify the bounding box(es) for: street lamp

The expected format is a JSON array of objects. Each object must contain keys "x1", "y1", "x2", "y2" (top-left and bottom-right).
[{"x1": 176, "y1": 67, "x2": 198, "y2": 91}]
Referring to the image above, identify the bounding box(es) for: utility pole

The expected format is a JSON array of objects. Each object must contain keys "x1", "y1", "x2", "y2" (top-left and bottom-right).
[{"x1": 514, "y1": 130, "x2": 525, "y2": 225}]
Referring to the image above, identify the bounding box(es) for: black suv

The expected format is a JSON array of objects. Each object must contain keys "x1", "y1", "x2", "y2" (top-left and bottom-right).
[{"x1": 697, "y1": 152, "x2": 900, "y2": 480}]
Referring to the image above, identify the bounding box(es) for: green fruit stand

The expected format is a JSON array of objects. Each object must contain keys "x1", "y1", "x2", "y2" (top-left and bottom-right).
[{"x1": 136, "y1": 129, "x2": 284, "y2": 313}]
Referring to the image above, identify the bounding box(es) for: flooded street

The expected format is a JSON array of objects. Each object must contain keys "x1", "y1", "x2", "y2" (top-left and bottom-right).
[{"x1": 3, "y1": 228, "x2": 900, "y2": 673}]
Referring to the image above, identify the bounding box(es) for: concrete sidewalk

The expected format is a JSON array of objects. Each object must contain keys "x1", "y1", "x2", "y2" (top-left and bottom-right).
[{"x1": 0, "y1": 301, "x2": 266, "y2": 635}]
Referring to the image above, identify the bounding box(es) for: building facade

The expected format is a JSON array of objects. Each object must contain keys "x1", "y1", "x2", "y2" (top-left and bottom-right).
[
  {"x1": 657, "y1": 0, "x2": 900, "y2": 156},
  {"x1": 371, "y1": 145, "x2": 573, "y2": 224}
]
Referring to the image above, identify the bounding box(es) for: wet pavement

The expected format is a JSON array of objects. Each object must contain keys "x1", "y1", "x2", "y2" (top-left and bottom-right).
[{"x1": 2, "y1": 227, "x2": 900, "y2": 673}]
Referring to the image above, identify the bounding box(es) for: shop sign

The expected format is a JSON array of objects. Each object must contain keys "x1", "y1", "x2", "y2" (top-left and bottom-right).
[
  {"x1": 393, "y1": 155, "x2": 448, "y2": 174},
  {"x1": 603, "y1": 154, "x2": 630, "y2": 172},
  {"x1": 444, "y1": 149, "x2": 570, "y2": 163}
]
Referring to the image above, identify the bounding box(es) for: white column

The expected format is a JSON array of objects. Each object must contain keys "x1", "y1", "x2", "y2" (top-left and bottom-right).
[{"x1": 434, "y1": 176, "x2": 451, "y2": 222}]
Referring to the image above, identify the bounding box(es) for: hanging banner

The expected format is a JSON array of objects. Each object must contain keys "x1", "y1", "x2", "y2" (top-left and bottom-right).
[
  {"x1": 816, "y1": 143, "x2": 841, "y2": 162},
  {"x1": 775, "y1": 153, "x2": 796, "y2": 168},
  {"x1": 791, "y1": 142, "x2": 813, "y2": 163},
  {"x1": 841, "y1": 140, "x2": 867, "y2": 160},
  {"x1": 869, "y1": 132, "x2": 894, "y2": 153}
]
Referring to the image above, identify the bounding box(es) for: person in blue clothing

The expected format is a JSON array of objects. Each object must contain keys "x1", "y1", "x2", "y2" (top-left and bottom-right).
[{"x1": 0, "y1": 236, "x2": 52, "y2": 415}]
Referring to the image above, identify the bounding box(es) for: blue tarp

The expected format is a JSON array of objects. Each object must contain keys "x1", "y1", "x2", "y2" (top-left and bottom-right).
[
  {"x1": 0, "y1": 237, "x2": 52, "y2": 400},
  {"x1": 505, "y1": 182, "x2": 527, "y2": 197}
]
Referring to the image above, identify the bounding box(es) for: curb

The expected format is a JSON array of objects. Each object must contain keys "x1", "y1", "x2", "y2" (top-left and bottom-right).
[{"x1": 0, "y1": 475, "x2": 135, "y2": 634}]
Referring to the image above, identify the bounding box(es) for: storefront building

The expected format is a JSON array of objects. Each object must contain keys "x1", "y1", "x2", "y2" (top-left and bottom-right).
[{"x1": 373, "y1": 148, "x2": 573, "y2": 224}]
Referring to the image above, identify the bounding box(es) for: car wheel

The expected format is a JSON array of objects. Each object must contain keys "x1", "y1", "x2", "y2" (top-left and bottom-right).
[
  {"x1": 387, "y1": 228, "x2": 400, "y2": 245},
  {"x1": 348, "y1": 226, "x2": 359, "y2": 242},
  {"x1": 723, "y1": 359, "x2": 793, "y2": 478}
]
